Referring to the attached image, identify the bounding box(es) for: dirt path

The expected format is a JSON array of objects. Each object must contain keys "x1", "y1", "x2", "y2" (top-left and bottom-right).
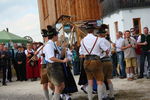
[{"x1": 0, "y1": 77, "x2": 150, "y2": 100}]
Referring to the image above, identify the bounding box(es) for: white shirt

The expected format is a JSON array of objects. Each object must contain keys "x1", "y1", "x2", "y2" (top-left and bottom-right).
[
  {"x1": 25, "y1": 49, "x2": 34, "y2": 55},
  {"x1": 99, "y1": 37, "x2": 111, "y2": 58},
  {"x1": 80, "y1": 34, "x2": 108, "y2": 57},
  {"x1": 37, "y1": 45, "x2": 44, "y2": 59},
  {"x1": 66, "y1": 48, "x2": 72, "y2": 61},
  {"x1": 37, "y1": 47, "x2": 46, "y2": 64},
  {"x1": 115, "y1": 37, "x2": 124, "y2": 52},
  {"x1": 137, "y1": 35, "x2": 142, "y2": 43},
  {"x1": 79, "y1": 47, "x2": 83, "y2": 55},
  {"x1": 43, "y1": 40, "x2": 56, "y2": 63}
]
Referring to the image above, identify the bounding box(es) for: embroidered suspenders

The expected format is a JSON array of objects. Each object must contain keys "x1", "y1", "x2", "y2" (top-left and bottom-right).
[{"x1": 82, "y1": 37, "x2": 98, "y2": 55}]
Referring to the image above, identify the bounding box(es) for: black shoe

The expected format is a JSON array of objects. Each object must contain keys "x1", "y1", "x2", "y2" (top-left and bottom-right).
[
  {"x1": 16, "y1": 79, "x2": 20, "y2": 81},
  {"x1": 81, "y1": 87, "x2": 87, "y2": 94},
  {"x1": 60, "y1": 96, "x2": 63, "y2": 100},
  {"x1": 31, "y1": 78, "x2": 34, "y2": 81},
  {"x1": 2, "y1": 83, "x2": 7, "y2": 86},
  {"x1": 147, "y1": 77, "x2": 150, "y2": 79},
  {"x1": 92, "y1": 90, "x2": 97, "y2": 94},
  {"x1": 8, "y1": 79, "x2": 12, "y2": 82},
  {"x1": 119, "y1": 76, "x2": 126, "y2": 79},
  {"x1": 109, "y1": 97, "x2": 115, "y2": 100},
  {"x1": 52, "y1": 92, "x2": 54, "y2": 95},
  {"x1": 33, "y1": 78, "x2": 37, "y2": 81},
  {"x1": 102, "y1": 97, "x2": 110, "y2": 100},
  {"x1": 60, "y1": 98, "x2": 63, "y2": 100},
  {"x1": 138, "y1": 76, "x2": 143, "y2": 79},
  {"x1": 67, "y1": 97, "x2": 72, "y2": 100}
]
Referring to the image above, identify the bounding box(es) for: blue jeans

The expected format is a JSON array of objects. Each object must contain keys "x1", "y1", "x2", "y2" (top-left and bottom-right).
[
  {"x1": 140, "y1": 51, "x2": 150, "y2": 77},
  {"x1": 111, "y1": 53, "x2": 118, "y2": 76},
  {"x1": 117, "y1": 51, "x2": 126, "y2": 77}
]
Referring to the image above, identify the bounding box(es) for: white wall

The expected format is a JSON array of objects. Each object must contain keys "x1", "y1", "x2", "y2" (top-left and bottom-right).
[
  {"x1": 122, "y1": 7, "x2": 150, "y2": 33},
  {"x1": 103, "y1": 11, "x2": 124, "y2": 42},
  {"x1": 103, "y1": 7, "x2": 150, "y2": 42}
]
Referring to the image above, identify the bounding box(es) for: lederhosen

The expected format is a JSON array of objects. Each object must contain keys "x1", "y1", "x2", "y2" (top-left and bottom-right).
[
  {"x1": 82, "y1": 37, "x2": 104, "y2": 81},
  {"x1": 101, "y1": 56, "x2": 113, "y2": 80},
  {"x1": 40, "y1": 48, "x2": 50, "y2": 84},
  {"x1": 46, "y1": 42, "x2": 64, "y2": 86}
]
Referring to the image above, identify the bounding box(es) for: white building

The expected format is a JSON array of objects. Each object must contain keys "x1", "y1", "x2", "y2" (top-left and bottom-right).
[{"x1": 102, "y1": 0, "x2": 150, "y2": 42}]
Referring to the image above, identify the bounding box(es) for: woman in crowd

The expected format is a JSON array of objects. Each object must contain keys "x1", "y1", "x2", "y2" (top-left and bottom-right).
[
  {"x1": 25, "y1": 43, "x2": 39, "y2": 81},
  {"x1": 60, "y1": 42, "x2": 78, "y2": 99},
  {"x1": 39, "y1": 30, "x2": 54, "y2": 100}
]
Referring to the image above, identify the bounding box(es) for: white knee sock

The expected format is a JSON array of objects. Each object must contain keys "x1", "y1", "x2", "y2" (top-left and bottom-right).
[
  {"x1": 87, "y1": 85, "x2": 93, "y2": 100},
  {"x1": 52, "y1": 93, "x2": 60, "y2": 100},
  {"x1": 43, "y1": 89, "x2": 50, "y2": 100},
  {"x1": 127, "y1": 73, "x2": 130, "y2": 78},
  {"x1": 130, "y1": 73, "x2": 134, "y2": 78},
  {"x1": 97, "y1": 85, "x2": 103, "y2": 100},
  {"x1": 108, "y1": 83, "x2": 114, "y2": 98},
  {"x1": 102, "y1": 83, "x2": 108, "y2": 98}
]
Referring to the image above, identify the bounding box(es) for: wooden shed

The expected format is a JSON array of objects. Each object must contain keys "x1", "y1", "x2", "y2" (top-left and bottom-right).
[{"x1": 38, "y1": 0, "x2": 102, "y2": 29}]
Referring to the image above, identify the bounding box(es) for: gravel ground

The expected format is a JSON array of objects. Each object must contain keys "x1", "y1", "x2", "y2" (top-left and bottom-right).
[{"x1": 0, "y1": 76, "x2": 150, "y2": 100}]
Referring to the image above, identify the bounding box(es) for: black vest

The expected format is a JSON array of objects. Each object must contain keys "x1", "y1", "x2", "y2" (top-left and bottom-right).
[{"x1": 141, "y1": 34, "x2": 150, "y2": 51}]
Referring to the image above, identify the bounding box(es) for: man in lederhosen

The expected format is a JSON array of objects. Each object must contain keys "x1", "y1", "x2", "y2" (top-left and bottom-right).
[
  {"x1": 97, "y1": 26, "x2": 115, "y2": 100},
  {"x1": 43, "y1": 25, "x2": 68, "y2": 100},
  {"x1": 37, "y1": 29, "x2": 54, "y2": 100},
  {"x1": 80, "y1": 24, "x2": 107, "y2": 100}
]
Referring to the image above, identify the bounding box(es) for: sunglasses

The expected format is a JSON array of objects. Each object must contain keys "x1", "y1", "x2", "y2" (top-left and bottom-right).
[{"x1": 130, "y1": 31, "x2": 135, "y2": 32}]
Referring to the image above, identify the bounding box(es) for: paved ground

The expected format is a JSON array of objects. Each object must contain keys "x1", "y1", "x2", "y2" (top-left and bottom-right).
[{"x1": 0, "y1": 76, "x2": 150, "y2": 100}]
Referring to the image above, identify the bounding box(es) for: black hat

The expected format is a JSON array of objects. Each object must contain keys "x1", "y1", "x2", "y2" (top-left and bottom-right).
[
  {"x1": 47, "y1": 25, "x2": 59, "y2": 36},
  {"x1": 97, "y1": 24, "x2": 108, "y2": 34},
  {"x1": 86, "y1": 24, "x2": 95, "y2": 30},
  {"x1": 41, "y1": 29, "x2": 48, "y2": 37},
  {"x1": 97, "y1": 29, "x2": 106, "y2": 34}
]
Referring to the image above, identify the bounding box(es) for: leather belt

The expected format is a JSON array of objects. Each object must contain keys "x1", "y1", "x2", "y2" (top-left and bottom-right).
[
  {"x1": 47, "y1": 62, "x2": 60, "y2": 66},
  {"x1": 100, "y1": 57, "x2": 111, "y2": 62},
  {"x1": 85, "y1": 55, "x2": 100, "y2": 60},
  {"x1": 42, "y1": 64, "x2": 47, "y2": 68},
  {"x1": 116, "y1": 51, "x2": 123, "y2": 53}
]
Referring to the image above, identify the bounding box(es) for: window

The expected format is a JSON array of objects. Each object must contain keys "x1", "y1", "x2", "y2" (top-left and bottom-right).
[
  {"x1": 42, "y1": 0, "x2": 49, "y2": 19},
  {"x1": 133, "y1": 18, "x2": 141, "y2": 34},
  {"x1": 114, "y1": 21, "x2": 118, "y2": 33}
]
